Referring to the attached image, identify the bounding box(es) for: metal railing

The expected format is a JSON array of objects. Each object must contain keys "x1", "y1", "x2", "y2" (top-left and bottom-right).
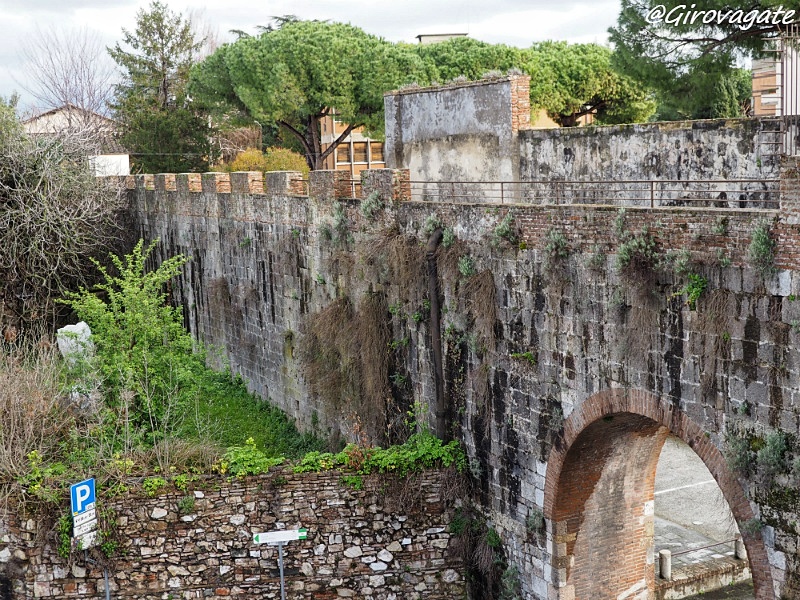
[
  {"x1": 408, "y1": 179, "x2": 780, "y2": 210},
  {"x1": 658, "y1": 536, "x2": 745, "y2": 581},
  {"x1": 777, "y1": 24, "x2": 800, "y2": 155}
]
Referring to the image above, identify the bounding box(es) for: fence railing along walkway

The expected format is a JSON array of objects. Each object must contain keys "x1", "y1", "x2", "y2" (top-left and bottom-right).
[{"x1": 408, "y1": 179, "x2": 780, "y2": 210}]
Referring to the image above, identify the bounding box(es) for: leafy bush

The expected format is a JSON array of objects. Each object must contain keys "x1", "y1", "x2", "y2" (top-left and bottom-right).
[
  {"x1": 423, "y1": 213, "x2": 443, "y2": 236},
  {"x1": 62, "y1": 240, "x2": 194, "y2": 431},
  {"x1": 679, "y1": 273, "x2": 708, "y2": 310},
  {"x1": 223, "y1": 437, "x2": 284, "y2": 478},
  {"x1": 292, "y1": 430, "x2": 466, "y2": 477}
]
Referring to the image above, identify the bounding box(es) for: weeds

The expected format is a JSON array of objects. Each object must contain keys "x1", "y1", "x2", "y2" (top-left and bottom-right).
[
  {"x1": 747, "y1": 218, "x2": 776, "y2": 277},
  {"x1": 543, "y1": 228, "x2": 569, "y2": 273},
  {"x1": 492, "y1": 211, "x2": 517, "y2": 247},
  {"x1": 678, "y1": 273, "x2": 708, "y2": 310},
  {"x1": 616, "y1": 226, "x2": 658, "y2": 277},
  {"x1": 423, "y1": 214, "x2": 443, "y2": 236},
  {"x1": 360, "y1": 190, "x2": 383, "y2": 220},
  {"x1": 757, "y1": 431, "x2": 788, "y2": 479},
  {"x1": 459, "y1": 255, "x2": 477, "y2": 277},
  {"x1": 510, "y1": 351, "x2": 537, "y2": 366}
]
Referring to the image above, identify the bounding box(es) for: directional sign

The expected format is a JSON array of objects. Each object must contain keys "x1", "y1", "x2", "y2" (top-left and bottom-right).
[
  {"x1": 73, "y1": 509, "x2": 96, "y2": 528},
  {"x1": 253, "y1": 529, "x2": 308, "y2": 545},
  {"x1": 73, "y1": 520, "x2": 97, "y2": 537},
  {"x1": 70, "y1": 478, "x2": 96, "y2": 516}
]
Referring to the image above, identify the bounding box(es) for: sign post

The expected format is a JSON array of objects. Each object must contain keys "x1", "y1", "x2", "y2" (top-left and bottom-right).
[
  {"x1": 253, "y1": 529, "x2": 307, "y2": 600},
  {"x1": 70, "y1": 478, "x2": 97, "y2": 550}
]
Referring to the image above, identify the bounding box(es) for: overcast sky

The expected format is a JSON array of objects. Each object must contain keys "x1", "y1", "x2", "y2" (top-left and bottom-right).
[{"x1": 0, "y1": 0, "x2": 621, "y2": 114}]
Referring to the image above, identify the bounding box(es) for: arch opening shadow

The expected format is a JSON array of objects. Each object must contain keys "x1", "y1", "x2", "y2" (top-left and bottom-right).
[{"x1": 543, "y1": 389, "x2": 773, "y2": 600}]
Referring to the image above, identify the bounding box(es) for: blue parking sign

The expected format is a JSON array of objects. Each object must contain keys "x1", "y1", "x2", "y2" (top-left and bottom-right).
[{"x1": 70, "y1": 478, "x2": 96, "y2": 516}]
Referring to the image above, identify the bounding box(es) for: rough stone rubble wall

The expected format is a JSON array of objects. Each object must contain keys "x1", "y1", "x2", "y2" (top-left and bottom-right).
[{"x1": 2, "y1": 470, "x2": 463, "y2": 599}]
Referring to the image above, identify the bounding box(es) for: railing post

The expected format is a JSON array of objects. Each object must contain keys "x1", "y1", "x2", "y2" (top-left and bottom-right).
[
  {"x1": 650, "y1": 180, "x2": 655, "y2": 208},
  {"x1": 658, "y1": 549, "x2": 672, "y2": 580}
]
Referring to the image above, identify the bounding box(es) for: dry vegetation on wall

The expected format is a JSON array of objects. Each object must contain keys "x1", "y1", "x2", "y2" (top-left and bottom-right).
[
  {"x1": 695, "y1": 289, "x2": 735, "y2": 402},
  {"x1": 0, "y1": 344, "x2": 72, "y2": 491},
  {"x1": 299, "y1": 295, "x2": 392, "y2": 443}
]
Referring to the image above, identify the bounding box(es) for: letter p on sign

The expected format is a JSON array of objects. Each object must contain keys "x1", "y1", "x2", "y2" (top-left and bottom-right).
[{"x1": 70, "y1": 478, "x2": 96, "y2": 516}]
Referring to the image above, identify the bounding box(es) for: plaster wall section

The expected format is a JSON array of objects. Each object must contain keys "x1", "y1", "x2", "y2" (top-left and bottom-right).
[{"x1": 384, "y1": 76, "x2": 529, "y2": 186}]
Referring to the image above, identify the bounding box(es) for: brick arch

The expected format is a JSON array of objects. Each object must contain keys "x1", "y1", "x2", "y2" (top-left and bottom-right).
[{"x1": 542, "y1": 388, "x2": 773, "y2": 600}]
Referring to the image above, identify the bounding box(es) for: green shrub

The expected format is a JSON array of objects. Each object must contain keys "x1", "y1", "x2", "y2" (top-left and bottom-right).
[
  {"x1": 142, "y1": 476, "x2": 167, "y2": 496},
  {"x1": 725, "y1": 432, "x2": 751, "y2": 475},
  {"x1": 223, "y1": 437, "x2": 284, "y2": 478},
  {"x1": 757, "y1": 431, "x2": 788, "y2": 478},
  {"x1": 616, "y1": 227, "x2": 658, "y2": 276},
  {"x1": 360, "y1": 190, "x2": 383, "y2": 220},
  {"x1": 61, "y1": 240, "x2": 194, "y2": 431},
  {"x1": 293, "y1": 430, "x2": 465, "y2": 477},
  {"x1": 423, "y1": 214, "x2": 443, "y2": 236},
  {"x1": 442, "y1": 227, "x2": 456, "y2": 248},
  {"x1": 679, "y1": 273, "x2": 708, "y2": 310},
  {"x1": 458, "y1": 255, "x2": 476, "y2": 277},
  {"x1": 492, "y1": 211, "x2": 517, "y2": 247},
  {"x1": 544, "y1": 228, "x2": 569, "y2": 261},
  {"x1": 747, "y1": 218, "x2": 776, "y2": 276},
  {"x1": 526, "y1": 508, "x2": 544, "y2": 533}
]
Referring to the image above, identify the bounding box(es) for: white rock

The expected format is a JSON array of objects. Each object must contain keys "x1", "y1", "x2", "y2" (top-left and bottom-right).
[
  {"x1": 167, "y1": 577, "x2": 181, "y2": 588},
  {"x1": 386, "y1": 541, "x2": 402, "y2": 552},
  {"x1": 369, "y1": 561, "x2": 388, "y2": 571},
  {"x1": 336, "y1": 589, "x2": 355, "y2": 597},
  {"x1": 167, "y1": 565, "x2": 190, "y2": 576},
  {"x1": 71, "y1": 565, "x2": 86, "y2": 578},
  {"x1": 401, "y1": 538, "x2": 412, "y2": 545},
  {"x1": 0, "y1": 548, "x2": 10, "y2": 562},
  {"x1": 369, "y1": 575, "x2": 385, "y2": 587},
  {"x1": 219, "y1": 565, "x2": 232, "y2": 576},
  {"x1": 425, "y1": 527, "x2": 445, "y2": 535},
  {"x1": 56, "y1": 322, "x2": 94, "y2": 364},
  {"x1": 151, "y1": 507, "x2": 168, "y2": 519},
  {"x1": 193, "y1": 491, "x2": 205, "y2": 499},
  {"x1": 180, "y1": 515, "x2": 196, "y2": 522},
  {"x1": 301, "y1": 563, "x2": 314, "y2": 576},
  {"x1": 229, "y1": 515, "x2": 246, "y2": 525},
  {"x1": 343, "y1": 546, "x2": 362, "y2": 558},
  {"x1": 377, "y1": 549, "x2": 393, "y2": 562},
  {"x1": 442, "y1": 569, "x2": 460, "y2": 583}
]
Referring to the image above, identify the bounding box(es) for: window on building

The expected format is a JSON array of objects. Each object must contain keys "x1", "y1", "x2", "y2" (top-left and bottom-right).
[
  {"x1": 371, "y1": 142, "x2": 384, "y2": 163},
  {"x1": 353, "y1": 142, "x2": 368, "y2": 163},
  {"x1": 337, "y1": 145, "x2": 350, "y2": 164}
]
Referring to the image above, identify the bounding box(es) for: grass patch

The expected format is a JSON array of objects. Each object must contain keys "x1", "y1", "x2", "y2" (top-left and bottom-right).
[{"x1": 188, "y1": 368, "x2": 324, "y2": 458}]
